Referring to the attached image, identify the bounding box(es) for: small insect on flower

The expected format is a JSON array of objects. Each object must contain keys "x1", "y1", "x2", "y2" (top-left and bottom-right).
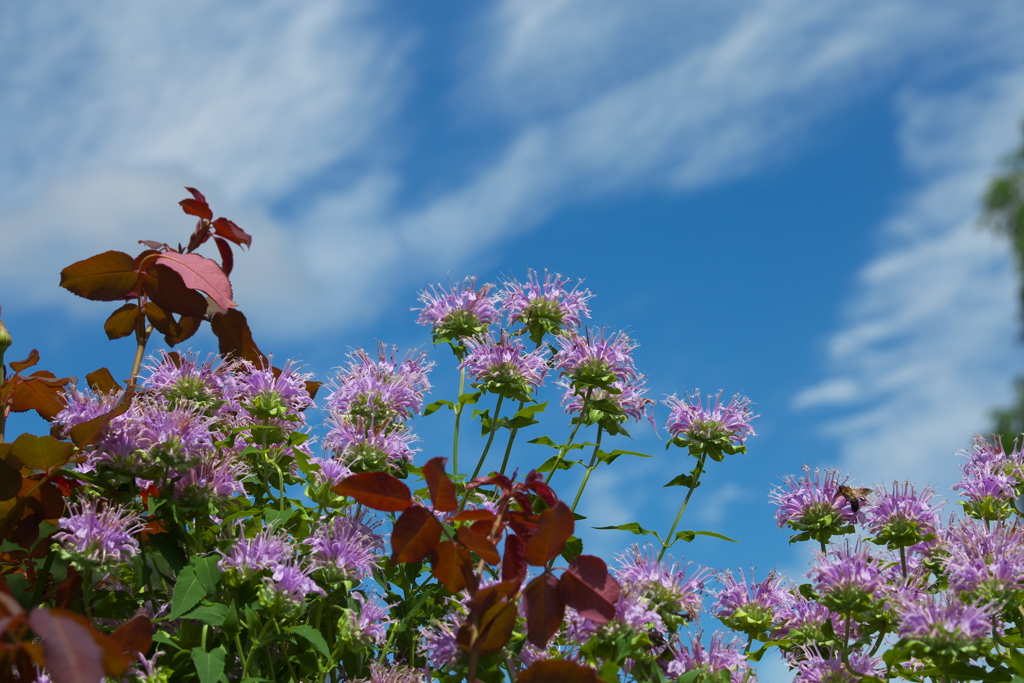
[{"x1": 835, "y1": 485, "x2": 873, "y2": 513}]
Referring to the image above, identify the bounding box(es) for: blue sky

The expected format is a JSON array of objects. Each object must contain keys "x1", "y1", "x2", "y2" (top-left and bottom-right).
[{"x1": 3, "y1": 2, "x2": 1024, "y2": 672}]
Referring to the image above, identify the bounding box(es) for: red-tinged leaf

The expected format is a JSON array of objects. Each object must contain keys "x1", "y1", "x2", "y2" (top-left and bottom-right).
[
  {"x1": 559, "y1": 555, "x2": 620, "y2": 623},
  {"x1": 46, "y1": 609, "x2": 129, "y2": 677},
  {"x1": 103, "y1": 303, "x2": 140, "y2": 340},
  {"x1": 211, "y1": 217, "x2": 252, "y2": 248},
  {"x1": 467, "y1": 472, "x2": 513, "y2": 493},
  {"x1": 70, "y1": 388, "x2": 134, "y2": 448},
  {"x1": 211, "y1": 309, "x2": 266, "y2": 365},
  {"x1": 213, "y1": 235, "x2": 234, "y2": 276},
  {"x1": 155, "y1": 252, "x2": 236, "y2": 310},
  {"x1": 524, "y1": 501, "x2": 574, "y2": 566},
  {"x1": 29, "y1": 609, "x2": 106, "y2": 683},
  {"x1": 423, "y1": 457, "x2": 458, "y2": 512},
  {"x1": 518, "y1": 660, "x2": 602, "y2": 683},
  {"x1": 109, "y1": 614, "x2": 153, "y2": 659},
  {"x1": 141, "y1": 263, "x2": 209, "y2": 317},
  {"x1": 184, "y1": 186, "x2": 209, "y2": 204},
  {"x1": 9, "y1": 349, "x2": 40, "y2": 373},
  {"x1": 459, "y1": 600, "x2": 518, "y2": 656},
  {"x1": 143, "y1": 302, "x2": 182, "y2": 339},
  {"x1": 431, "y1": 540, "x2": 474, "y2": 593},
  {"x1": 59, "y1": 251, "x2": 138, "y2": 301},
  {"x1": 0, "y1": 587, "x2": 24, "y2": 616},
  {"x1": 524, "y1": 573, "x2": 565, "y2": 647},
  {"x1": 457, "y1": 526, "x2": 500, "y2": 565},
  {"x1": 10, "y1": 374, "x2": 73, "y2": 421},
  {"x1": 0, "y1": 458, "x2": 22, "y2": 501},
  {"x1": 524, "y1": 472, "x2": 558, "y2": 508},
  {"x1": 11, "y1": 434, "x2": 74, "y2": 474},
  {"x1": 305, "y1": 380, "x2": 322, "y2": 401},
  {"x1": 469, "y1": 519, "x2": 494, "y2": 537},
  {"x1": 166, "y1": 315, "x2": 202, "y2": 346},
  {"x1": 54, "y1": 569, "x2": 83, "y2": 610},
  {"x1": 452, "y1": 509, "x2": 496, "y2": 523},
  {"x1": 179, "y1": 196, "x2": 212, "y2": 220},
  {"x1": 332, "y1": 472, "x2": 412, "y2": 512},
  {"x1": 391, "y1": 504, "x2": 443, "y2": 564},
  {"x1": 138, "y1": 240, "x2": 166, "y2": 250},
  {"x1": 85, "y1": 368, "x2": 121, "y2": 395},
  {"x1": 507, "y1": 509, "x2": 539, "y2": 543},
  {"x1": 503, "y1": 534, "x2": 527, "y2": 584}
]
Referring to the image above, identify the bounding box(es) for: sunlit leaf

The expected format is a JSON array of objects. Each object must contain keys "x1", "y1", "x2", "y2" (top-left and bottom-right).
[
  {"x1": 85, "y1": 367, "x2": 121, "y2": 394},
  {"x1": 70, "y1": 388, "x2": 134, "y2": 448},
  {"x1": 59, "y1": 251, "x2": 138, "y2": 302},
  {"x1": 9, "y1": 373, "x2": 73, "y2": 421},
  {"x1": 141, "y1": 263, "x2": 209, "y2": 317},
  {"x1": 332, "y1": 472, "x2": 412, "y2": 512},
  {"x1": 155, "y1": 252, "x2": 236, "y2": 310},
  {"x1": 457, "y1": 526, "x2": 500, "y2": 565},
  {"x1": 104, "y1": 303, "x2": 140, "y2": 340},
  {"x1": 211, "y1": 217, "x2": 252, "y2": 247},
  {"x1": 431, "y1": 540, "x2": 474, "y2": 592},
  {"x1": 423, "y1": 457, "x2": 457, "y2": 512},
  {"x1": 9, "y1": 349, "x2": 40, "y2": 373},
  {"x1": 11, "y1": 434, "x2": 74, "y2": 473}
]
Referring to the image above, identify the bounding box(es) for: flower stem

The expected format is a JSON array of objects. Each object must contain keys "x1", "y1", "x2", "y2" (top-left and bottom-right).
[
  {"x1": 570, "y1": 427, "x2": 604, "y2": 512},
  {"x1": 470, "y1": 395, "x2": 504, "y2": 481},
  {"x1": 659, "y1": 451, "x2": 706, "y2": 561},
  {"x1": 453, "y1": 367, "x2": 466, "y2": 476},
  {"x1": 498, "y1": 399, "x2": 527, "y2": 475}
]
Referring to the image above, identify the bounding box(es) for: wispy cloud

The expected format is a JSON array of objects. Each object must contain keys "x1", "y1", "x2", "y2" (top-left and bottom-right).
[{"x1": 792, "y1": 67, "x2": 1024, "y2": 487}]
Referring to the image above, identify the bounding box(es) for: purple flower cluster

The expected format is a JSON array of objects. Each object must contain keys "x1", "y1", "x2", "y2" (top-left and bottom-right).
[
  {"x1": 219, "y1": 526, "x2": 324, "y2": 606},
  {"x1": 809, "y1": 543, "x2": 888, "y2": 617},
  {"x1": 304, "y1": 512, "x2": 384, "y2": 582},
  {"x1": 498, "y1": 269, "x2": 593, "y2": 341},
  {"x1": 770, "y1": 466, "x2": 854, "y2": 534},
  {"x1": 713, "y1": 569, "x2": 792, "y2": 638},
  {"x1": 864, "y1": 481, "x2": 941, "y2": 551},
  {"x1": 665, "y1": 631, "x2": 752, "y2": 682},
  {"x1": 664, "y1": 391, "x2": 757, "y2": 448},
  {"x1": 54, "y1": 498, "x2": 144, "y2": 570},
  {"x1": 953, "y1": 435, "x2": 1023, "y2": 520},
  {"x1": 943, "y1": 519, "x2": 1024, "y2": 606},
  {"x1": 460, "y1": 333, "x2": 548, "y2": 401},
  {"x1": 323, "y1": 345, "x2": 432, "y2": 474},
  {"x1": 896, "y1": 592, "x2": 996, "y2": 652},
  {"x1": 415, "y1": 276, "x2": 499, "y2": 341}
]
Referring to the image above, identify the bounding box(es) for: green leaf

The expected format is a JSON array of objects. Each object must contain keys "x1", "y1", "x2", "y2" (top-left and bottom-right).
[
  {"x1": 593, "y1": 522, "x2": 662, "y2": 543},
  {"x1": 595, "y1": 448, "x2": 654, "y2": 465},
  {"x1": 529, "y1": 435, "x2": 557, "y2": 447},
  {"x1": 183, "y1": 603, "x2": 228, "y2": 626},
  {"x1": 193, "y1": 555, "x2": 222, "y2": 595},
  {"x1": 191, "y1": 646, "x2": 226, "y2": 683},
  {"x1": 663, "y1": 473, "x2": 696, "y2": 488},
  {"x1": 514, "y1": 402, "x2": 547, "y2": 418},
  {"x1": 291, "y1": 624, "x2": 331, "y2": 658},
  {"x1": 169, "y1": 566, "x2": 207, "y2": 619},
  {"x1": 458, "y1": 391, "x2": 481, "y2": 405},
  {"x1": 148, "y1": 527, "x2": 188, "y2": 573},
  {"x1": 423, "y1": 399, "x2": 454, "y2": 416},
  {"x1": 673, "y1": 530, "x2": 738, "y2": 543},
  {"x1": 1010, "y1": 648, "x2": 1024, "y2": 676},
  {"x1": 536, "y1": 455, "x2": 582, "y2": 473},
  {"x1": 561, "y1": 536, "x2": 584, "y2": 563}
]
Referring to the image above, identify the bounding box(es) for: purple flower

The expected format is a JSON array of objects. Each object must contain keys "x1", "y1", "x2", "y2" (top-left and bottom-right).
[
  {"x1": 418, "y1": 604, "x2": 463, "y2": 668},
  {"x1": 772, "y1": 592, "x2": 849, "y2": 643},
  {"x1": 770, "y1": 466, "x2": 854, "y2": 540},
  {"x1": 54, "y1": 498, "x2": 144, "y2": 569},
  {"x1": 498, "y1": 270, "x2": 593, "y2": 341},
  {"x1": 461, "y1": 333, "x2": 548, "y2": 400},
  {"x1": 553, "y1": 330, "x2": 638, "y2": 386},
  {"x1": 231, "y1": 360, "x2": 315, "y2": 423},
  {"x1": 143, "y1": 350, "x2": 223, "y2": 408},
  {"x1": 809, "y1": 543, "x2": 888, "y2": 617},
  {"x1": 665, "y1": 630, "x2": 752, "y2": 682},
  {"x1": 789, "y1": 647, "x2": 880, "y2": 682},
  {"x1": 713, "y1": 569, "x2": 793, "y2": 638},
  {"x1": 614, "y1": 545, "x2": 707, "y2": 627},
  {"x1": 305, "y1": 512, "x2": 384, "y2": 582},
  {"x1": 415, "y1": 276, "x2": 499, "y2": 341},
  {"x1": 339, "y1": 593, "x2": 392, "y2": 646},
  {"x1": 864, "y1": 482, "x2": 941, "y2": 551},
  {"x1": 310, "y1": 456, "x2": 354, "y2": 488},
  {"x1": 266, "y1": 558, "x2": 325, "y2": 605},
  {"x1": 664, "y1": 390, "x2": 757, "y2": 450},
  {"x1": 175, "y1": 451, "x2": 248, "y2": 501},
  {"x1": 943, "y1": 519, "x2": 1024, "y2": 606},
  {"x1": 953, "y1": 435, "x2": 1022, "y2": 520},
  {"x1": 326, "y1": 346, "x2": 433, "y2": 425},
  {"x1": 896, "y1": 592, "x2": 996, "y2": 651},
  {"x1": 219, "y1": 526, "x2": 291, "y2": 575},
  {"x1": 358, "y1": 662, "x2": 426, "y2": 683},
  {"x1": 556, "y1": 376, "x2": 654, "y2": 426},
  {"x1": 324, "y1": 417, "x2": 418, "y2": 472}
]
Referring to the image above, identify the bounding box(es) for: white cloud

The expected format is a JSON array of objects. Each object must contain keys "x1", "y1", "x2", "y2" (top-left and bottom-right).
[{"x1": 793, "y1": 67, "x2": 1024, "y2": 486}]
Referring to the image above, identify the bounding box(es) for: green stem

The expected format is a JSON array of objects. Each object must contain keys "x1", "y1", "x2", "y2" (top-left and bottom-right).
[
  {"x1": 498, "y1": 399, "x2": 527, "y2": 475},
  {"x1": 470, "y1": 395, "x2": 505, "y2": 482},
  {"x1": 899, "y1": 545, "x2": 908, "y2": 579},
  {"x1": 659, "y1": 452, "x2": 707, "y2": 561},
  {"x1": 570, "y1": 427, "x2": 604, "y2": 512},
  {"x1": 453, "y1": 367, "x2": 466, "y2": 476},
  {"x1": 544, "y1": 389, "x2": 591, "y2": 485}
]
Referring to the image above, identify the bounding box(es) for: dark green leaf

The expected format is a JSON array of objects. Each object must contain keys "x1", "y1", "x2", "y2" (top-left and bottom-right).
[
  {"x1": 423, "y1": 399, "x2": 454, "y2": 416},
  {"x1": 191, "y1": 646, "x2": 226, "y2": 683},
  {"x1": 183, "y1": 603, "x2": 228, "y2": 626},
  {"x1": 169, "y1": 567, "x2": 207, "y2": 619},
  {"x1": 593, "y1": 522, "x2": 662, "y2": 543},
  {"x1": 673, "y1": 530, "x2": 738, "y2": 543},
  {"x1": 291, "y1": 625, "x2": 331, "y2": 658}
]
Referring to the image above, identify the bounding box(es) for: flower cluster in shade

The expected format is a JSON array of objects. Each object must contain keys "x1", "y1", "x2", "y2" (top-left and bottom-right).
[
  {"x1": 54, "y1": 352, "x2": 316, "y2": 508},
  {"x1": 320, "y1": 345, "x2": 433, "y2": 476},
  {"x1": 53, "y1": 498, "x2": 145, "y2": 570}
]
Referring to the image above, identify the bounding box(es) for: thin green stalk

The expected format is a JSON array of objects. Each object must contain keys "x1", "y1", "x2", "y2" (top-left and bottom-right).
[
  {"x1": 570, "y1": 427, "x2": 604, "y2": 512},
  {"x1": 453, "y1": 367, "x2": 466, "y2": 476},
  {"x1": 659, "y1": 452, "x2": 706, "y2": 561},
  {"x1": 498, "y1": 399, "x2": 527, "y2": 475},
  {"x1": 544, "y1": 389, "x2": 591, "y2": 485},
  {"x1": 470, "y1": 395, "x2": 505, "y2": 482}
]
